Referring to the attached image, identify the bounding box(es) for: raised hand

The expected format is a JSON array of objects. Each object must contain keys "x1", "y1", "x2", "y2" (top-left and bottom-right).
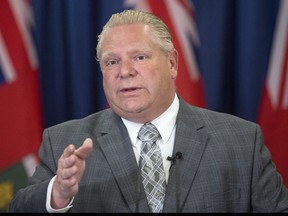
[{"x1": 51, "y1": 138, "x2": 93, "y2": 209}]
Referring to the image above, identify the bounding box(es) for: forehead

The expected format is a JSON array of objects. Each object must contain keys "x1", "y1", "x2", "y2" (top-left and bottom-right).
[
  {"x1": 104, "y1": 23, "x2": 151, "y2": 41},
  {"x1": 101, "y1": 23, "x2": 156, "y2": 55}
]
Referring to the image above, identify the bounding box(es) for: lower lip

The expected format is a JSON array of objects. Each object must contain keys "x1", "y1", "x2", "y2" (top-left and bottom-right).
[{"x1": 121, "y1": 88, "x2": 141, "y2": 95}]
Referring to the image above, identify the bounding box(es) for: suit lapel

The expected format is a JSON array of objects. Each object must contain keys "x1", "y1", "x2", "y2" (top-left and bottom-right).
[
  {"x1": 96, "y1": 111, "x2": 149, "y2": 212},
  {"x1": 163, "y1": 99, "x2": 208, "y2": 212}
]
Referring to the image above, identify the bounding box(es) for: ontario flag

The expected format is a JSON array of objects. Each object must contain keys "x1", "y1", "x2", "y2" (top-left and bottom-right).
[
  {"x1": 125, "y1": 0, "x2": 206, "y2": 108},
  {"x1": 0, "y1": 0, "x2": 43, "y2": 211},
  {"x1": 258, "y1": 0, "x2": 288, "y2": 186}
]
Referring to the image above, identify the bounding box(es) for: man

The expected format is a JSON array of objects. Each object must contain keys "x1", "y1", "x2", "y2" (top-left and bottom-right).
[{"x1": 9, "y1": 9, "x2": 288, "y2": 213}]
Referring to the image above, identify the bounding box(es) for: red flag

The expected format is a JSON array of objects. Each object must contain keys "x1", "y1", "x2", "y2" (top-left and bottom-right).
[
  {"x1": 0, "y1": 0, "x2": 42, "y2": 173},
  {"x1": 125, "y1": 0, "x2": 206, "y2": 107},
  {"x1": 258, "y1": 0, "x2": 288, "y2": 186}
]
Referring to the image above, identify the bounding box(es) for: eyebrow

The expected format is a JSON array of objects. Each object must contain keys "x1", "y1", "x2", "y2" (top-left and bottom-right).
[{"x1": 102, "y1": 48, "x2": 153, "y2": 60}]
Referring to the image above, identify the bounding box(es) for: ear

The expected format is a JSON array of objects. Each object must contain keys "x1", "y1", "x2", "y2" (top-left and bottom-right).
[{"x1": 169, "y1": 49, "x2": 178, "y2": 79}]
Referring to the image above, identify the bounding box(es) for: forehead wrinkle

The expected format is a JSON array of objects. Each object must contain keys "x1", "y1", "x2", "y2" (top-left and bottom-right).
[{"x1": 102, "y1": 47, "x2": 153, "y2": 60}]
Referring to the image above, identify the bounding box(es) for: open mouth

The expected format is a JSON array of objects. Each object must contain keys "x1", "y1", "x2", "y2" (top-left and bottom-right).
[{"x1": 121, "y1": 87, "x2": 140, "y2": 92}]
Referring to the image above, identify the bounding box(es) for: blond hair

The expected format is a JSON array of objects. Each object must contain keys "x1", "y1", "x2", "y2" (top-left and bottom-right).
[{"x1": 96, "y1": 9, "x2": 174, "y2": 61}]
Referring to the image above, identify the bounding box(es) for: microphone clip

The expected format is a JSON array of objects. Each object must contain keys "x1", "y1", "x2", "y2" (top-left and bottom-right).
[{"x1": 167, "y1": 152, "x2": 182, "y2": 162}]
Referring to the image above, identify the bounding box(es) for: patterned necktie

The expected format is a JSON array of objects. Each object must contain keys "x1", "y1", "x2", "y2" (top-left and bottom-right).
[{"x1": 138, "y1": 123, "x2": 166, "y2": 213}]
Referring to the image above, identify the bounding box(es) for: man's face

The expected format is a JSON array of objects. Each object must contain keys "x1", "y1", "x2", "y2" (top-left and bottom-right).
[{"x1": 99, "y1": 23, "x2": 178, "y2": 123}]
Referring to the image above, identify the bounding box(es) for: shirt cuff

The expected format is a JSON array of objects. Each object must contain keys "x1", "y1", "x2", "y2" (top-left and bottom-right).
[{"x1": 46, "y1": 175, "x2": 74, "y2": 213}]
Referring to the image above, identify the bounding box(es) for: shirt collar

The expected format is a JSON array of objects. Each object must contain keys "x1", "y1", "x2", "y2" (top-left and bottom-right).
[{"x1": 122, "y1": 94, "x2": 179, "y2": 145}]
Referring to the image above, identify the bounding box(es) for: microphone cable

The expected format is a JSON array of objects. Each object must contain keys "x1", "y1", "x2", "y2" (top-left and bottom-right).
[{"x1": 167, "y1": 152, "x2": 183, "y2": 212}]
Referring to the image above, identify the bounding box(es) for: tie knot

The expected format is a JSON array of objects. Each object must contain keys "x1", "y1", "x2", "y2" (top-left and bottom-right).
[{"x1": 138, "y1": 123, "x2": 160, "y2": 142}]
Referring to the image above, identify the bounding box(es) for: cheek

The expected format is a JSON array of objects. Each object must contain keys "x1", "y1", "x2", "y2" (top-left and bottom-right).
[
  {"x1": 103, "y1": 74, "x2": 115, "y2": 93},
  {"x1": 103, "y1": 72, "x2": 115, "y2": 84}
]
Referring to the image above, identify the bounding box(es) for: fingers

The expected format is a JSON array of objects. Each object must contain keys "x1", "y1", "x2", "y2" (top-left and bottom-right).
[
  {"x1": 62, "y1": 144, "x2": 76, "y2": 159},
  {"x1": 53, "y1": 138, "x2": 93, "y2": 203},
  {"x1": 74, "y1": 138, "x2": 93, "y2": 160},
  {"x1": 58, "y1": 138, "x2": 93, "y2": 174},
  {"x1": 60, "y1": 164, "x2": 77, "y2": 180}
]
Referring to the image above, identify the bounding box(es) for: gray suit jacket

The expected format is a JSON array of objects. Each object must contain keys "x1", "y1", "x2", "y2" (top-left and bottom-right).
[{"x1": 9, "y1": 97, "x2": 288, "y2": 212}]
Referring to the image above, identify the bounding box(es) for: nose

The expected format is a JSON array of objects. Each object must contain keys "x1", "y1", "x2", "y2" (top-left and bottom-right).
[{"x1": 119, "y1": 59, "x2": 136, "y2": 78}]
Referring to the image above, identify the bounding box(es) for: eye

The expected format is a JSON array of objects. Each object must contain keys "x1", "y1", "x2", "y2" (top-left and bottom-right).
[
  {"x1": 135, "y1": 55, "x2": 147, "y2": 61},
  {"x1": 106, "y1": 59, "x2": 119, "y2": 66}
]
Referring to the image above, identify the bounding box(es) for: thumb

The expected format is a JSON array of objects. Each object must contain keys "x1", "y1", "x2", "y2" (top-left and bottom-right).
[{"x1": 74, "y1": 138, "x2": 93, "y2": 160}]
